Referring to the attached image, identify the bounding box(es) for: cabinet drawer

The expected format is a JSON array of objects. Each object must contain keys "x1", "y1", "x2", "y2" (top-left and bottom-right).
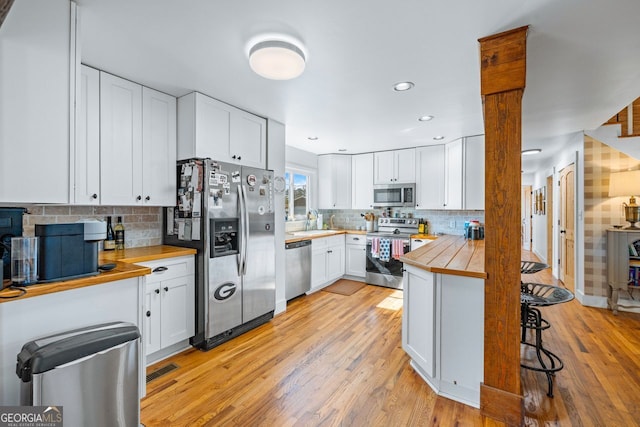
[
  {"x1": 345, "y1": 234, "x2": 366, "y2": 246},
  {"x1": 138, "y1": 255, "x2": 194, "y2": 284}
]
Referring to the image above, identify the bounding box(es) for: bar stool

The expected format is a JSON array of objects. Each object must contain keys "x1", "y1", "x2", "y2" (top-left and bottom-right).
[
  {"x1": 520, "y1": 261, "x2": 550, "y2": 342},
  {"x1": 520, "y1": 282, "x2": 574, "y2": 397}
]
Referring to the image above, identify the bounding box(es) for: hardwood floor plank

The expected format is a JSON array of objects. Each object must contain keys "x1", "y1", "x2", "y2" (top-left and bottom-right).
[{"x1": 142, "y1": 266, "x2": 640, "y2": 426}]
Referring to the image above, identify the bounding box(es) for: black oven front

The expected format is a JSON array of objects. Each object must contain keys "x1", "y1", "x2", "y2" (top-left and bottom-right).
[{"x1": 365, "y1": 236, "x2": 410, "y2": 290}]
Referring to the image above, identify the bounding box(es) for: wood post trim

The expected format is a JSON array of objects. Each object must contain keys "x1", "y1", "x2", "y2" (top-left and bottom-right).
[
  {"x1": 0, "y1": 0, "x2": 14, "y2": 28},
  {"x1": 478, "y1": 25, "x2": 528, "y2": 425}
]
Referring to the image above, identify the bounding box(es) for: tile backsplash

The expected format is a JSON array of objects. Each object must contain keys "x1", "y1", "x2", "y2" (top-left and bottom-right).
[
  {"x1": 21, "y1": 206, "x2": 163, "y2": 249},
  {"x1": 318, "y1": 208, "x2": 484, "y2": 235}
]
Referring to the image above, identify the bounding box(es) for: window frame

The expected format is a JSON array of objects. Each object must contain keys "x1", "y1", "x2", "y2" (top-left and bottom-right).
[{"x1": 285, "y1": 167, "x2": 311, "y2": 221}]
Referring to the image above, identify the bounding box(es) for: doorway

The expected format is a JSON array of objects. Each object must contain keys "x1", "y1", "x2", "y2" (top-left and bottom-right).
[
  {"x1": 546, "y1": 175, "x2": 553, "y2": 266},
  {"x1": 521, "y1": 185, "x2": 532, "y2": 251},
  {"x1": 559, "y1": 164, "x2": 575, "y2": 292}
]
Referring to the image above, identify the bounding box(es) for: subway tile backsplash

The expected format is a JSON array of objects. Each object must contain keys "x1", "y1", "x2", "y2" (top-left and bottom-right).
[
  {"x1": 21, "y1": 206, "x2": 163, "y2": 249},
  {"x1": 319, "y1": 208, "x2": 484, "y2": 235}
]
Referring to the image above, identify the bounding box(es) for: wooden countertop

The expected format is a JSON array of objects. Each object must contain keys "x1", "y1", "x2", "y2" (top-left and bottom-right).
[
  {"x1": 0, "y1": 245, "x2": 196, "y2": 303},
  {"x1": 285, "y1": 229, "x2": 366, "y2": 244},
  {"x1": 400, "y1": 235, "x2": 487, "y2": 279},
  {"x1": 410, "y1": 234, "x2": 438, "y2": 240}
]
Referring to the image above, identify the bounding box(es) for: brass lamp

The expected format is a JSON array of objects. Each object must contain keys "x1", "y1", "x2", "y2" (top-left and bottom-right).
[{"x1": 609, "y1": 170, "x2": 640, "y2": 229}]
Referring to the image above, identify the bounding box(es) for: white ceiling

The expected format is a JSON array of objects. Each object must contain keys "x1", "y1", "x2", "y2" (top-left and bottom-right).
[{"x1": 76, "y1": 0, "x2": 640, "y2": 172}]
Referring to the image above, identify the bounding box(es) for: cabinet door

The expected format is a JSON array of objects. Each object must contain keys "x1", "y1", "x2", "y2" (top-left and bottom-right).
[
  {"x1": 395, "y1": 148, "x2": 416, "y2": 183},
  {"x1": 326, "y1": 243, "x2": 345, "y2": 281},
  {"x1": 445, "y1": 139, "x2": 463, "y2": 209},
  {"x1": 415, "y1": 145, "x2": 445, "y2": 209},
  {"x1": 231, "y1": 109, "x2": 266, "y2": 168},
  {"x1": 333, "y1": 156, "x2": 352, "y2": 209},
  {"x1": 317, "y1": 155, "x2": 334, "y2": 209},
  {"x1": 464, "y1": 135, "x2": 485, "y2": 210},
  {"x1": 142, "y1": 87, "x2": 176, "y2": 206},
  {"x1": 410, "y1": 238, "x2": 431, "y2": 251},
  {"x1": 374, "y1": 151, "x2": 396, "y2": 184},
  {"x1": 0, "y1": 0, "x2": 72, "y2": 203},
  {"x1": 160, "y1": 275, "x2": 195, "y2": 347},
  {"x1": 144, "y1": 284, "x2": 162, "y2": 355},
  {"x1": 75, "y1": 65, "x2": 101, "y2": 205},
  {"x1": 352, "y1": 153, "x2": 374, "y2": 209},
  {"x1": 345, "y1": 244, "x2": 366, "y2": 277},
  {"x1": 100, "y1": 72, "x2": 143, "y2": 205},
  {"x1": 186, "y1": 92, "x2": 232, "y2": 161},
  {"x1": 311, "y1": 249, "x2": 328, "y2": 288},
  {"x1": 402, "y1": 266, "x2": 436, "y2": 377}
]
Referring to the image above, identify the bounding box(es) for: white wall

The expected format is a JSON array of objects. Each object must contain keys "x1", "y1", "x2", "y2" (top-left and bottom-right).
[{"x1": 268, "y1": 120, "x2": 286, "y2": 315}]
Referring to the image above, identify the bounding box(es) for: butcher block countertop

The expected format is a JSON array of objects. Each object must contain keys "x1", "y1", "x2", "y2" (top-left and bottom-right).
[
  {"x1": 285, "y1": 229, "x2": 367, "y2": 244},
  {"x1": 0, "y1": 245, "x2": 196, "y2": 303},
  {"x1": 401, "y1": 235, "x2": 487, "y2": 279}
]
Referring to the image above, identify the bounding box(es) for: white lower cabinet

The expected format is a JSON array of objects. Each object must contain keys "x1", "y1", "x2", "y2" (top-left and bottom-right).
[
  {"x1": 345, "y1": 234, "x2": 366, "y2": 278},
  {"x1": 140, "y1": 255, "x2": 195, "y2": 362},
  {"x1": 410, "y1": 237, "x2": 432, "y2": 251},
  {"x1": 402, "y1": 264, "x2": 484, "y2": 408},
  {"x1": 311, "y1": 235, "x2": 345, "y2": 290}
]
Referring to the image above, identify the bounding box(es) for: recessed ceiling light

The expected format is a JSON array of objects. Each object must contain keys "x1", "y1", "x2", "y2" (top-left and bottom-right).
[
  {"x1": 307, "y1": 136, "x2": 318, "y2": 141},
  {"x1": 248, "y1": 39, "x2": 306, "y2": 80},
  {"x1": 433, "y1": 136, "x2": 445, "y2": 141},
  {"x1": 522, "y1": 148, "x2": 542, "y2": 156},
  {"x1": 393, "y1": 81, "x2": 414, "y2": 92},
  {"x1": 418, "y1": 115, "x2": 434, "y2": 122},
  {"x1": 338, "y1": 148, "x2": 347, "y2": 152}
]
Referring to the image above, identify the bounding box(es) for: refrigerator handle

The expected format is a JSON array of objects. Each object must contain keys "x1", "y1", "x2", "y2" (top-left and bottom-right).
[
  {"x1": 240, "y1": 184, "x2": 250, "y2": 276},
  {"x1": 237, "y1": 184, "x2": 246, "y2": 276}
]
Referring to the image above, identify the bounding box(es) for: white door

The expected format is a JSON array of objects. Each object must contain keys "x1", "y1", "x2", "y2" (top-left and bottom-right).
[
  {"x1": 395, "y1": 148, "x2": 416, "y2": 183},
  {"x1": 352, "y1": 153, "x2": 374, "y2": 210},
  {"x1": 75, "y1": 65, "x2": 101, "y2": 205},
  {"x1": 231, "y1": 110, "x2": 266, "y2": 168},
  {"x1": 559, "y1": 164, "x2": 575, "y2": 292},
  {"x1": 346, "y1": 244, "x2": 366, "y2": 277},
  {"x1": 374, "y1": 151, "x2": 396, "y2": 184},
  {"x1": 521, "y1": 185, "x2": 532, "y2": 251},
  {"x1": 415, "y1": 145, "x2": 445, "y2": 209},
  {"x1": 160, "y1": 276, "x2": 194, "y2": 347},
  {"x1": 100, "y1": 72, "x2": 143, "y2": 205},
  {"x1": 142, "y1": 87, "x2": 176, "y2": 206}
]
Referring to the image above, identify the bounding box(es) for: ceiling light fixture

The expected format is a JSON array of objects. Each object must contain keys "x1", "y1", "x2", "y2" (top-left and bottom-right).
[
  {"x1": 433, "y1": 136, "x2": 445, "y2": 141},
  {"x1": 307, "y1": 136, "x2": 318, "y2": 141},
  {"x1": 418, "y1": 115, "x2": 434, "y2": 122},
  {"x1": 522, "y1": 148, "x2": 542, "y2": 156},
  {"x1": 338, "y1": 149, "x2": 347, "y2": 152},
  {"x1": 393, "y1": 81, "x2": 414, "y2": 92},
  {"x1": 249, "y1": 39, "x2": 306, "y2": 80}
]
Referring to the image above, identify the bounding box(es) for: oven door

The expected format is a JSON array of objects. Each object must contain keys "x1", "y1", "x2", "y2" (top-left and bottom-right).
[{"x1": 365, "y1": 238, "x2": 409, "y2": 289}]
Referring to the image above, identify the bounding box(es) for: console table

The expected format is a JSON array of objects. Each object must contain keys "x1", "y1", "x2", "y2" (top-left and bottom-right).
[{"x1": 606, "y1": 229, "x2": 640, "y2": 314}]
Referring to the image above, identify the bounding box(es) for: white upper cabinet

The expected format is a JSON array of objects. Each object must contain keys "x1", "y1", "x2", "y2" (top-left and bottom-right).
[
  {"x1": 178, "y1": 92, "x2": 266, "y2": 169},
  {"x1": 318, "y1": 155, "x2": 352, "y2": 209},
  {"x1": 464, "y1": 135, "x2": 485, "y2": 210},
  {"x1": 351, "y1": 153, "x2": 374, "y2": 210},
  {"x1": 415, "y1": 145, "x2": 445, "y2": 209},
  {"x1": 99, "y1": 72, "x2": 144, "y2": 205},
  {"x1": 74, "y1": 65, "x2": 101, "y2": 205},
  {"x1": 0, "y1": 0, "x2": 75, "y2": 203},
  {"x1": 142, "y1": 87, "x2": 177, "y2": 206},
  {"x1": 444, "y1": 139, "x2": 463, "y2": 210},
  {"x1": 374, "y1": 148, "x2": 416, "y2": 184},
  {"x1": 96, "y1": 71, "x2": 176, "y2": 206}
]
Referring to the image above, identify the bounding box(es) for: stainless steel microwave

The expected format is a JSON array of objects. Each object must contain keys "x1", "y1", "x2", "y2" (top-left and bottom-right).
[{"x1": 373, "y1": 184, "x2": 415, "y2": 207}]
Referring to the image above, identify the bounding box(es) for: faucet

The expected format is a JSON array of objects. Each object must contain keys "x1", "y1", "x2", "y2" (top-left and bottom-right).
[
  {"x1": 329, "y1": 214, "x2": 335, "y2": 230},
  {"x1": 306, "y1": 209, "x2": 319, "y2": 230}
]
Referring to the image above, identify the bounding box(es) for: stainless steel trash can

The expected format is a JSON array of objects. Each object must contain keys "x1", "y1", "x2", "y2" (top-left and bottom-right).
[{"x1": 16, "y1": 322, "x2": 140, "y2": 427}]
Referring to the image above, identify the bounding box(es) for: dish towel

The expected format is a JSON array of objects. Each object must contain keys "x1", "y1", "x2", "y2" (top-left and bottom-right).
[
  {"x1": 392, "y1": 239, "x2": 404, "y2": 260},
  {"x1": 379, "y1": 238, "x2": 391, "y2": 262},
  {"x1": 371, "y1": 237, "x2": 380, "y2": 258}
]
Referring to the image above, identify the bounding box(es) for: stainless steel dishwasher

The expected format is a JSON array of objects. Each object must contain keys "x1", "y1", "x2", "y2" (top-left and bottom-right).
[{"x1": 285, "y1": 240, "x2": 311, "y2": 300}]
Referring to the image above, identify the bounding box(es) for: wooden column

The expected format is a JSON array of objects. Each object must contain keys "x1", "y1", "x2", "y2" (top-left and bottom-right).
[
  {"x1": 478, "y1": 26, "x2": 528, "y2": 426},
  {"x1": 0, "y1": 0, "x2": 14, "y2": 28}
]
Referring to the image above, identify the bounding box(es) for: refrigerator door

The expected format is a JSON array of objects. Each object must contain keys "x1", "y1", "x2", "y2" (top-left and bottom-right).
[
  {"x1": 207, "y1": 256, "x2": 243, "y2": 336},
  {"x1": 240, "y1": 166, "x2": 276, "y2": 322}
]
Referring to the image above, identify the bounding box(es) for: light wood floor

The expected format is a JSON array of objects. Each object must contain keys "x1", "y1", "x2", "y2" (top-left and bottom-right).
[{"x1": 141, "y1": 270, "x2": 640, "y2": 426}]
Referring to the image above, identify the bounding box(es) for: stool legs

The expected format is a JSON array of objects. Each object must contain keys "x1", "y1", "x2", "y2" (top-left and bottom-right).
[{"x1": 520, "y1": 304, "x2": 564, "y2": 397}]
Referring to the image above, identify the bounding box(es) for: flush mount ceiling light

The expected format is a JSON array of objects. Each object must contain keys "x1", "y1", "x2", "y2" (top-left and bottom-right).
[
  {"x1": 338, "y1": 148, "x2": 347, "y2": 152},
  {"x1": 249, "y1": 39, "x2": 306, "y2": 80},
  {"x1": 418, "y1": 115, "x2": 434, "y2": 122},
  {"x1": 522, "y1": 148, "x2": 542, "y2": 156},
  {"x1": 433, "y1": 135, "x2": 445, "y2": 141},
  {"x1": 307, "y1": 136, "x2": 318, "y2": 141},
  {"x1": 393, "y1": 81, "x2": 414, "y2": 92}
]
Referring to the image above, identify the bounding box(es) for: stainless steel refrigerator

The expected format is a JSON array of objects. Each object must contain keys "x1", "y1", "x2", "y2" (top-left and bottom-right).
[{"x1": 164, "y1": 159, "x2": 275, "y2": 350}]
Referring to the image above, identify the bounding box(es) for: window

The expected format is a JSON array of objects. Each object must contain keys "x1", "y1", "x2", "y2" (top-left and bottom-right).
[{"x1": 285, "y1": 171, "x2": 309, "y2": 220}]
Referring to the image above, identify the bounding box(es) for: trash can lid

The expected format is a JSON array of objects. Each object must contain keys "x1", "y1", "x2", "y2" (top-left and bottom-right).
[{"x1": 16, "y1": 322, "x2": 140, "y2": 382}]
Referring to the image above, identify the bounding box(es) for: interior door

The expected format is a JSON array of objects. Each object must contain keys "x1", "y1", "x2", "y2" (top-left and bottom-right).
[
  {"x1": 559, "y1": 164, "x2": 575, "y2": 292},
  {"x1": 546, "y1": 175, "x2": 554, "y2": 267}
]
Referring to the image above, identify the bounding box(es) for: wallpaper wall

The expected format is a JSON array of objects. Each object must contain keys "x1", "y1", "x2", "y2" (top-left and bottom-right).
[{"x1": 584, "y1": 135, "x2": 640, "y2": 298}]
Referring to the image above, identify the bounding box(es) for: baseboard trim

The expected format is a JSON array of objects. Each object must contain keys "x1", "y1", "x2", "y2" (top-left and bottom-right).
[{"x1": 480, "y1": 383, "x2": 523, "y2": 426}]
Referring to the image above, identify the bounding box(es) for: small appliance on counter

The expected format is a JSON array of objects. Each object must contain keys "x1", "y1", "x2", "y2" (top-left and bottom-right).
[
  {"x1": 0, "y1": 207, "x2": 27, "y2": 281},
  {"x1": 35, "y1": 220, "x2": 106, "y2": 283},
  {"x1": 464, "y1": 220, "x2": 485, "y2": 240}
]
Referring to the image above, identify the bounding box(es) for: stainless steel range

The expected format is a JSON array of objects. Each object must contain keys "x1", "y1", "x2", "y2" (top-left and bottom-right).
[{"x1": 366, "y1": 217, "x2": 419, "y2": 289}]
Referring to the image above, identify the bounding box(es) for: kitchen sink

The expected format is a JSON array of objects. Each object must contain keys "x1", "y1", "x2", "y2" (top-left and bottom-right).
[{"x1": 291, "y1": 230, "x2": 338, "y2": 236}]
